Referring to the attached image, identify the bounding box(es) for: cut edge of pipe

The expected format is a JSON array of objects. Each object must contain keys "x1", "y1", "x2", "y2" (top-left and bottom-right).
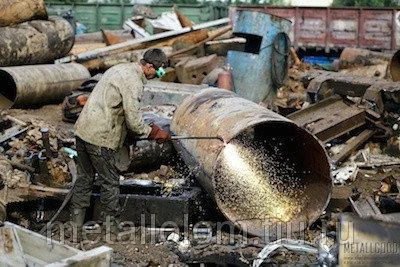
[{"x1": 0, "y1": 69, "x2": 17, "y2": 109}]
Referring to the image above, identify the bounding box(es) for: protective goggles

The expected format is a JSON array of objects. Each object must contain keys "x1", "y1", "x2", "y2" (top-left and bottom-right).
[{"x1": 155, "y1": 67, "x2": 166, "y2": 78}]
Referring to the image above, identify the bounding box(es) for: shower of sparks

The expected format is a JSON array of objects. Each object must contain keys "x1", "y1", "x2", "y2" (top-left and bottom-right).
[{"x1": 217, "y1": 138, "x2": 307, "y2": 223}]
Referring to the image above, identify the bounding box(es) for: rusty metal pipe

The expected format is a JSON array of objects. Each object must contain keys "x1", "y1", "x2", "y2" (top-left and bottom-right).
[
  {"x1": 339, "y1": 47, "x2": 392, "y2": 70},
  {"x1": 40, "y1": 128, "x2": 52, "y2": 159},
  {"x1": 171, "y1": 88, "x2": 332, "y2": 236},
  {"x1": 0, "y1": 17, "x2": 74, "y2": 67},
  {"x1": 0, "y1": 63, "x2": 91, "y2": 108},
  {"x1": 0, "y1": 0, "x2": 47, "y2": 27},
  {"x1": 390, "y1": 50, "x2": 400, "y2": 82}
]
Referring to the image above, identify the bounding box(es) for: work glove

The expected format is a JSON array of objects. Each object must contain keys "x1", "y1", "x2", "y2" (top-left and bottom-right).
[{"x1": 148, "y1": 124, "x2": 171, "y2": 144}]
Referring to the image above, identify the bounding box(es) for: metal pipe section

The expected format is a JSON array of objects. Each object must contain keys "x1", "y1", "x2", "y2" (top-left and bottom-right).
[
  {"x1": 0, "y1": 64, "x2": 91, "y2": 108},
  {"x1": 390, "y1": 50, "x2": 400, "y2": 82},
  {"x1": 171, "y1": 88, "x2": 332, "y2": 236},
  {"x1": 0, "y1": 0, "x2": 47, "y2": 27},
  {"x1": 339, "y1": 48, "x2": 392, "y2": 70},
  {"x1": 0, "y1": 17, "x2": 74, "y2": 67}
]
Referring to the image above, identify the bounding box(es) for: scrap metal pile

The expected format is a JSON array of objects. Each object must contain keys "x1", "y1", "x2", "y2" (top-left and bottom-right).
[{"x1": 1, "y1": 0, "x2": 400, "y2": 266}]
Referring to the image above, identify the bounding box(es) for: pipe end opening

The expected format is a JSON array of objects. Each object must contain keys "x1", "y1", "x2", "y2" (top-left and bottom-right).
[
  {"x1": 0, "y1": 69, "x2": 17, "y2": 106},
  {"x1": 214, "y1": 121, "x2": 331, "y2": 235},
  {"x1": 390, "y1": 50, "x2": 400, "y2": 82}
]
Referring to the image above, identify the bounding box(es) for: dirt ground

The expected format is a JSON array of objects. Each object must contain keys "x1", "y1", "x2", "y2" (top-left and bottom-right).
[{"x1": 2, "y1": 104, "x2": 75, "y2": 140}]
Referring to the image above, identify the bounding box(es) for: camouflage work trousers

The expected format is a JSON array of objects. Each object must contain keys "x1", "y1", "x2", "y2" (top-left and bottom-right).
[{"x1": 71, "y1": 136, "x2": 120, "y2": 218}]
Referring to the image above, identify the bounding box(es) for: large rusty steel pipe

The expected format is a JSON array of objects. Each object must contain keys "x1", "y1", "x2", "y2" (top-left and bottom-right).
[
  {"x1": 0, "y1": 17, "x2": 74, "y2": 67},
  {"x1": 171, "y1": 88, "x2": 332, "y2": 236},
  {"x1": 0, "y1": 0, "x2": 47, "y2": 27},
  {"x1": 339, "y1": 47, "x2": 392, "y2": 70},
  {"x1": 0, "y1": 64, "x2": 91, "y2": 108}
]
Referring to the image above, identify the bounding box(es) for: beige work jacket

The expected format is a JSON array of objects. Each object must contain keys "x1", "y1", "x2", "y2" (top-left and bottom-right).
[{"x1": 75, "y1": 63, "x2": 152, "y2": 150}]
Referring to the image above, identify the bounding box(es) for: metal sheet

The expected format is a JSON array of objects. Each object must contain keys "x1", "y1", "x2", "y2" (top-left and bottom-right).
[{"x1": 288, "y1": 96, "x2": 366, "y2": 142}]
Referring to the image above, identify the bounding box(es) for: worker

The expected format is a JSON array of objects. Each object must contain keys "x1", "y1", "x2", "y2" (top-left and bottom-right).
[{"x1": 71, "y1": 48, "x2": 171, "y2": 238}]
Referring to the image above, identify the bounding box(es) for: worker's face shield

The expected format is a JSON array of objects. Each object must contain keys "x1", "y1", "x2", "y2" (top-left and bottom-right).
[{"x1": 155, "y1": 66, "x2": 166, "y2": 78}]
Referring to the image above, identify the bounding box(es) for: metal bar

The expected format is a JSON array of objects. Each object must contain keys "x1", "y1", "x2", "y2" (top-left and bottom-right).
[
  {"x1": 40, "y1": 128, "x2": 52, "y2": 159},
  {"x1": 171, "y1": 136, "x2": 223, "y2": 141},
  {"x1": 0, "y1": 126, "x2": 31, "y2": 144},
  {"x1": 135, "y1": 136, "x2": 223, "y2": 141},
  {"x1": 331, "y1": 129, "x2": 375, "y2": 165}
]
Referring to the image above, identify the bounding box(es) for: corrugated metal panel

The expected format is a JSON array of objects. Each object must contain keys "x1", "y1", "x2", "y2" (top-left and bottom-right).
[
  {"x1": 98, "y1": 5, "x2": 123, "y2": 30},
  {"x1": 74, "y1": 5, "x2": 97, "y2": 32},
  {"x1": 45, "y1": 2, "x2": 226, "y2": 32},
  {"x1": 359, "y1": 10, "x2": 392, "y2": 50},
  {"x1": 230, "y1": 5, "x2": 400, "y2": 51},
  {"x1": 329, "y1": 9, "x2": 358, "y2": 47},
  {"x1": 297, "y1": 8, "x2": 327, "y2": 47}
]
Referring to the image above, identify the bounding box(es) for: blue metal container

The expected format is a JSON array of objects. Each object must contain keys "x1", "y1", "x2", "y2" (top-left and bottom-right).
[
  {"x1": 303, "y1": 55, "x2": 338, "y2": 71},
  {"x1": 227, "y1": 11, "x2": 291, "y2": 103}
]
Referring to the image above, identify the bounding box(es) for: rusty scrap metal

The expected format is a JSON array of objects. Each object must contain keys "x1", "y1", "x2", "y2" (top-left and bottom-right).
[
  {"x1": 171, "y1": 88, "x2": 332, "y2": 236},
  {"x1": 56, "y1": 18, "x2": 230, "y2": 64},
  {"x1": 338, "y1": 47, "x2": 392, "y2": 69},
  {"x1": 0, "y1": 63, "x2": 90, "y2": 108},
  {"x1": 0, "y1": 116, "x2": 30, "y2": 144},
  {"x1": 288, "y1": 96, "x2": 367, "y2": 143},
  {"x1": 0, "y1": 203, "x2": 5, "y2": 223},
  {"x1": 349, "y1": 196, "x2": 382, "y2": 218},
  {"x1": 0, "y1": 0, "x2": 47, "y2": 27},
  {"x1": 331, "y1": 129, "x2": 376, "y2": 165},
  {"x1": 40, "y1": 128, "x2": 52, "y2": 159},
  {"x1": 302, "y1": 70, "x2": 381, "y2": 102},
  {"x1": 2, "y1": 158, "x2": 35, "y2": 173},
  {"x1": 82, "y1": 47, "x2": 172, "y2": 72},
  {"x1": 0, "y1": 17, "x2": 75, "y2": 67},
  {"x1": 230, "y1": 6, "x2": 399, "y2": 51},
  {"x1": 390, "y1": 50, "x2": 400, "y2": 82}
]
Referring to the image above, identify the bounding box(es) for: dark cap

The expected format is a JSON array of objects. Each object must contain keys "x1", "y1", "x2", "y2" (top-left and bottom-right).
[{"x1": 142, "y1": 48, "x2": 168, "y2": 69}]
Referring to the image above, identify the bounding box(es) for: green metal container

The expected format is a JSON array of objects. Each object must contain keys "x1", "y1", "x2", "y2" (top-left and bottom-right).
[{"x1": 45, "y1": 1, "x2": 227, "y2": 33}]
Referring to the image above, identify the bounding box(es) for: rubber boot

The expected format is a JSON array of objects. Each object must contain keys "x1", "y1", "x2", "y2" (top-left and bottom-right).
[
  {"x1": 72, "y1": 208, "x2": 86, "y2": 243},
  {"x1": 102, "y1": 213, "x2": 121, "y2": 242}
]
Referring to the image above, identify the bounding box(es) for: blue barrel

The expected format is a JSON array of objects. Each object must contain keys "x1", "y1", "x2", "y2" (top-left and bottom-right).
[{"x1": 228, "y1": 11, "x2": 291, "y2": 103}]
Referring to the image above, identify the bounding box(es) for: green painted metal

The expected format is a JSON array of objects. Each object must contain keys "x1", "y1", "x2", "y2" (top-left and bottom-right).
[{"x1": 45, "y1": 1, "x2": 228, "y2": 33}]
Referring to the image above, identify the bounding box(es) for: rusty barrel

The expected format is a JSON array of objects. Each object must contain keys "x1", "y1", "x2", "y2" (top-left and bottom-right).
[
  {"x1": 0, "y1": 0, "x2": 47, "y2": 27},
  {"x1": 0, "y1": 17, "x2": 74, "y2": 67},
  {"x1": 0, "y1": 64, "x2": 90, "y2": 108},
  {"x1": 171, "y1": 88, "x2": 332, "y2": 236}
]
